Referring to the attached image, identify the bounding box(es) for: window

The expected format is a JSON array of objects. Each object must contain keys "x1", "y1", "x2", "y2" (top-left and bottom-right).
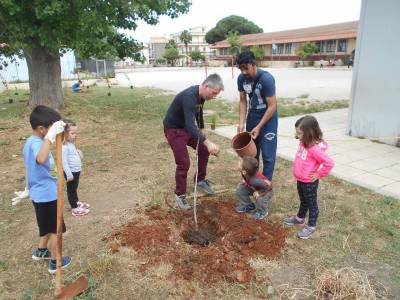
[
  {"x1": 220, "y1": 48, "x2": 228, "y2": 55},
  {"x1": 285, "y1": 43, "x2": 292, "y2": 54},
  {"x1": 337, "y1": 39, "x2": 347, "y2": 52},
  {"x1": 326, "y1": 40, "x2": 336, "y2": 53},
  {"x1": 316, "y1": 41, "x2": 325, "y2": 53},
  {"x1": 273, "y1": 44, "x2": 284, "y2": 55}
]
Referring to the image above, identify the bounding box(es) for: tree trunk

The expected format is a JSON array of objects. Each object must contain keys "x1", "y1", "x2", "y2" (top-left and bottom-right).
[{"x1": 24, "y1": 46, "x2": 63, "y2": 109}]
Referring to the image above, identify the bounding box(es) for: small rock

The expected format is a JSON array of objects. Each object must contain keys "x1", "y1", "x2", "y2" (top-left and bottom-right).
[
  {"x1": 110, "y1": 243, "x2": 119, "y2": 253},
  {"x1": 267, "y1": 285, "x2": 274, "y2": 295},
  {"x1": 233, "y1": 270, "x2": 246, "y2": 283},
  {"x1": 248, "y1": 241, "x2": 255, "y2": 249}
]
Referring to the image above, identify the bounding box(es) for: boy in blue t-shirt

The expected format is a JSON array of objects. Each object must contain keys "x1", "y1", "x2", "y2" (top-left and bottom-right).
[
  {"x1": 23, "y1": 105, "x2": 71, "y2": 274},
  {"x1": 72, "y1": 80, "x2": 83, "y2": 92}
]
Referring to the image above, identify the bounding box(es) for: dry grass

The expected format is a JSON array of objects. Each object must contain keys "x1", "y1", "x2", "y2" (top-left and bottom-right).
[
  {"x1": 0, "y1": 87, "x2": 399, "y2": 299},
  {"x1": 315, "y1": 267, "x2": 379, "y2": 299}
]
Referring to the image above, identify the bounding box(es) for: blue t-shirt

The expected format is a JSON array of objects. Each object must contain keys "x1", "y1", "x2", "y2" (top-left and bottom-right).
[
  {"x1": 23, "y1": 136, "x2": 57, "y2": 203},
  {"x1": 72, "y1": 82, "x2": 81, "y2": 92},
  {"x1": 237, "y1": 69, "x2": 276, "y2": 113}
]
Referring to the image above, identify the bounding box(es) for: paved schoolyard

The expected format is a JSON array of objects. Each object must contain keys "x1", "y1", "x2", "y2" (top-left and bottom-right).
[{"x1": 116, "y1": 66, "x2": 352, "y2": 101}]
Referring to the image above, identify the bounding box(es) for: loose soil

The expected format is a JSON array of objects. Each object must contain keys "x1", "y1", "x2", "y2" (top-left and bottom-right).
[{"x1": 108, "y1": 199, "x2": 289, "y2": 285}]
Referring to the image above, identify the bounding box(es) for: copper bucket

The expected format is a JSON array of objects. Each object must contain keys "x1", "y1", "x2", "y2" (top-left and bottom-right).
[{"x1": 231, "y1": 132, "x2": 257, "y2": 157}]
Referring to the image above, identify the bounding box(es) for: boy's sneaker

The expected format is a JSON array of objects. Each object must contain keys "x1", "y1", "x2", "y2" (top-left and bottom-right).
[
  {"x1": 297, "y1": 226, "x2": 316, "y2": 239},
  {"x1": 235, "y1": 203, "x2": 256, "y2": 213},
  {"x1": 175, "y1": 194, "x2": 191, "y2": 210},
  {"x1": 71, "y1": 207, "x2": 90, "y2": 217},
  {"x1": 251, "y1": 210, "x2": 268, "y2": 220},
  {"x1": 77, "y1": 201, "x2": 90, "y2": 209},
  {"x1": 32, "y1": 248, "x2": 51, "y2": 260},
  {"x1": 48, "y1": 256, "x2": 72, "y2": 274},
  {"x1": 283, "y1": 215, "x2": 305, "y2": 226},
  {"x1": 196, "y1": 179, "x2": 214, "y2": 194}
]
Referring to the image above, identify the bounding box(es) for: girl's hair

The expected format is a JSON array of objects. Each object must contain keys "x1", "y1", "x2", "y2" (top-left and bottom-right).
[
  {"x1": 62, "y1": 119, "x2": 76, "y2": 143},
  {"x1": 298, "y1": 115, "x2": 323, "y2": 148},
  {"x1": 242, "y1": 156, "x2": 259, "y2": 177},
  {"x1": 295, "y1": 116, "x2": 305, "y2": 128}
]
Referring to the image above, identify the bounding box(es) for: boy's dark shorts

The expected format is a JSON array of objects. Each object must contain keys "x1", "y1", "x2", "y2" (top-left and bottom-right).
[{"x1": 32, "y1": 200, "x2": 66, "y2": 237}]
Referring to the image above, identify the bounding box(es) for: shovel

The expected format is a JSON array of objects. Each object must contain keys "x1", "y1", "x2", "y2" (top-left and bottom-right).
[{"x1": 55, "y1": 133, "x2": 89, "y2": 299}]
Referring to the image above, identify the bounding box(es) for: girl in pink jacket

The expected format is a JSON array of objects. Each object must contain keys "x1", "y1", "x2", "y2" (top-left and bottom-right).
[{"x1": 284, "y1": 115, "x2": 334, "y2": 239}]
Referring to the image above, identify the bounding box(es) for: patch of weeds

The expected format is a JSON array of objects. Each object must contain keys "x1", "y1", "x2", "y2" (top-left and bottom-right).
[
  {"x1": 20, "y1": 289, "x2": 35, "y2": 300},
  {"x1": 0, "y1": 260, "x2": 7, "y2": 271},
  {"x1": 146, "y1": 198, "x2": 161, "y2": 207},
  {"x1": 88, "y1": 252, "x2": 115, "y2": 278},
  {"x1": 298, "y1": 93, "x2": 310, "y2": 99}
]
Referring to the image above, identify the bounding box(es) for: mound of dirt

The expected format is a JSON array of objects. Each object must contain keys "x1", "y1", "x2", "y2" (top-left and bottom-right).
[{"x1": 108, "y1": 199, "x2": 289, "y2": 285}]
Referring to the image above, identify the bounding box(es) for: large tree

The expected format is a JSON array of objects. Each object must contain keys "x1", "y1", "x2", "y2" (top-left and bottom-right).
[
  {"x1": 205, "y1": 15, "x2": 263, "y2": 45},
  {"x1": 296, "y1": 42, "x2": 318, "y2": 65},
  {"x1": 163, "y1": 39, "x2": 179, "y2": 66},
  {"x1": 179, "y1": 29, "x2": 192, "y2": 57},
  {"x1": 0, "y1": 0, "x2": 191, "y2": 108}
]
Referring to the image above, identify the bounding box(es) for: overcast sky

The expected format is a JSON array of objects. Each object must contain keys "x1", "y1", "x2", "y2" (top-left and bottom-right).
[{"x1": 127, "y1": 0, "x2": 362, "y2": 44}]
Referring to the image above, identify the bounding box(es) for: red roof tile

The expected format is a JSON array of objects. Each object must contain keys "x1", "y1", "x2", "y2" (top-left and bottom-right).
[{"x1": 212, "y1": 21, "x2": 358, "y2": 48}]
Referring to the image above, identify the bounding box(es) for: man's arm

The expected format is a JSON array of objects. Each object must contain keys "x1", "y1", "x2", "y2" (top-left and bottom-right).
[
  {"x1": 238, "y1": 91, "x2": 247, "y2": 133},
  {"x1": 250, "y1": 95, "x2": 277, "y2": 139}
]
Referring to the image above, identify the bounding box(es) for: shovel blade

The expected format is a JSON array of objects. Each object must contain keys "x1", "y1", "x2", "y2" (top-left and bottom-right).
[{"x1": 55, "y1": 276, "x2": 89, "y2": 299}]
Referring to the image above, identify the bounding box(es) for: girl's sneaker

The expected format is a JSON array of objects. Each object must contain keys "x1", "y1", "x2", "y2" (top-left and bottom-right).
[
  {"x1": 297, "y1": 226, "x2": 316, "y2": 239},
  {"x1": 32, "y1": 248, "x2": 51, "y2": 260},
  {"x1": 77, "y1": 201, "x2": 90, "y2": 209},
  {"x1": 283, "y1": 215, "x2": 305, "y2": 226},
  {"x1": 48, "y1": 256, "x2": 72, "y2": 274},
  {"x1": 72, "y1": 207, "x2": 90, "y2": 217}
]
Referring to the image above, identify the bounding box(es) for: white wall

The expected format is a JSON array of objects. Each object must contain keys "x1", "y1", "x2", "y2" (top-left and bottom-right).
[
  {"x1": 348, "y1": 0, "x2": 400, "y2": 146},
  {"x1": 0, "y1": 51, "x2": 77, "y2": 83}
]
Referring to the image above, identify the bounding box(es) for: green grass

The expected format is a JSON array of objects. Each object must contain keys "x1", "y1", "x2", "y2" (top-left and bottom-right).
[{"x1": 203, "y1": 97, "x2": 348, "y2": 126}]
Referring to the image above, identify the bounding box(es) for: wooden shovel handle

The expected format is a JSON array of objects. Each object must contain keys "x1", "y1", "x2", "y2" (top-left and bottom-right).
[{"x1": 55, "y1": 133, "x2": 64, "y2": 296}]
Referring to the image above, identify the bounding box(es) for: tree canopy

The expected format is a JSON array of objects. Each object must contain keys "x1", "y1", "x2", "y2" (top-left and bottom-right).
[
  {"x1": 0, "y1": 0, "x2": 191, "y2": 107},
  {"x1": 188, "y1": 50, "x2": 204, "y2": 62},
  {"x1": 205, "y1": 15, "x2": 263, "y2": 44},
  {"x1": 226, "y1": 31, "x2": 242, "y2": 56},
  {"x1": 296, "y1": 42, "x2": 318, "y2": 61}
]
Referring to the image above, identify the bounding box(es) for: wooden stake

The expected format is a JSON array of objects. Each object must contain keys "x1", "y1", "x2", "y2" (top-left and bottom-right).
[{"x1": 55, "y1": 133, "x2": 64, "y2": 296}]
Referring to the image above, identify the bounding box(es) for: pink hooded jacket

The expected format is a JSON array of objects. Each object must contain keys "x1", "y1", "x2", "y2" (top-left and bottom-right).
[{"x1": 293, "y1": 140, "x2": 334, "y2": 183}]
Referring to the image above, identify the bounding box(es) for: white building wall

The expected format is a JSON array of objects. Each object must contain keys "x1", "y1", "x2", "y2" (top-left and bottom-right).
[
  {"x1": 348, "y1": 0, "x2": 400, "y2": 146},
  {"x1": 0, "y1": 51, "x2": 77, "y2": 83}
]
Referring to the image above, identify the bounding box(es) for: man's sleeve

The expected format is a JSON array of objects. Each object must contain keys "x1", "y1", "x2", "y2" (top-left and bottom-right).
[
  {"x1": 237, "y1": 75, "x2": 244, "y2": 92},
  {"x1": 183, "y1": 98, "x2": 205, "y2": 143},
  {"x1": 261, "y1": 75, "x2": 276, "y2": 98}
]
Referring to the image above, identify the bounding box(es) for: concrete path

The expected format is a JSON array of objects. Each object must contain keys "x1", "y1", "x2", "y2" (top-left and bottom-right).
[{"x1": 214, "y1": 108, "x2": 400, "y2": 199}]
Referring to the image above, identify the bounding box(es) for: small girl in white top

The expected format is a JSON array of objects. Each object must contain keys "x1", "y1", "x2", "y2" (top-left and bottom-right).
[{"x1": 62, "y1": 120, "x2": 90, "y2": 216}]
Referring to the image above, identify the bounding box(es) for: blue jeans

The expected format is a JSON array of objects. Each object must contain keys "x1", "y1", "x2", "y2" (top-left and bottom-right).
[{"x1": 246, "y1": 111, "x2": 278, "y2": 181}]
